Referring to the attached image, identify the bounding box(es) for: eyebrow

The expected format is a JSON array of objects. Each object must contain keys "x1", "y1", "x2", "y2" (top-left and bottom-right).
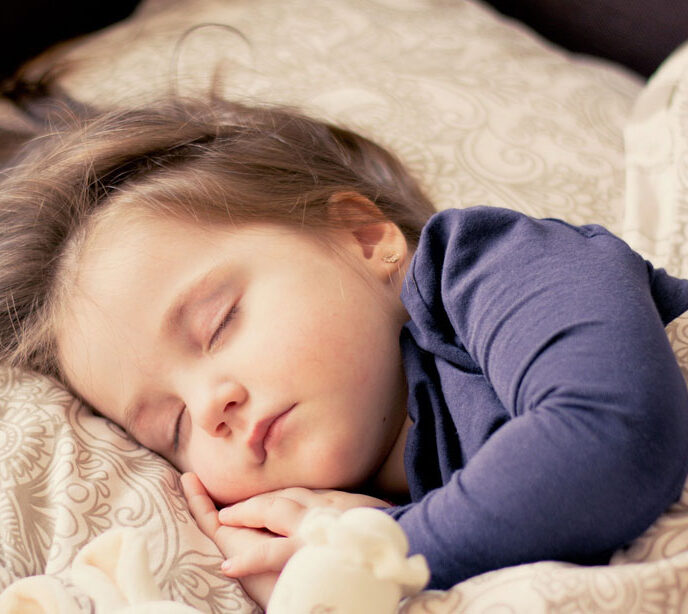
[{"x1": 122, "y1": 265, "x2": 226, "y2": 433}]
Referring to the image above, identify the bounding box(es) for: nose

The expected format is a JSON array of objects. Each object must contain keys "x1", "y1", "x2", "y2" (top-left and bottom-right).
[{"x1": 190, "y1": 380, "x2": 248, "y2": 437}]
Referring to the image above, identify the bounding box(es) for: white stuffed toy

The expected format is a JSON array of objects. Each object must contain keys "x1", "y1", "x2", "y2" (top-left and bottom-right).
[
  {"x1": 0, "y1": 508, "x2": 429, "y2": 613},
  {"x1": 0, "y1": 528, "x2": 202, "y2": 614},
  {"x1": 267, "y1": 507, "x2": 430, "y2": 614}
]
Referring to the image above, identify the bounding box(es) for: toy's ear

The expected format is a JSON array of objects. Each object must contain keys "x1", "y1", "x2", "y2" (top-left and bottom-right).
[
  {"x1": 327, "y1": 191, "x2": 409, "y2": 282},
  {"x1": 0, "y1": 575, "x2": 81, "y2": 614},
  {"x1": 71, "y1": 528, "x2": 162, "y2": 610},
  {"x1": 70, "y1": 528, "x2": 204, "y2": 613}
]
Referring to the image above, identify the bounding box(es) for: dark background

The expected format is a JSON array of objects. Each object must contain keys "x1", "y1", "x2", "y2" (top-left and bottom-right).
[
  {"x1": 0, "y1": 1, "x2": 142, "y2": 81},
  {"x1": 484, "y1": 0, "x2": 688, "y2": 78}
]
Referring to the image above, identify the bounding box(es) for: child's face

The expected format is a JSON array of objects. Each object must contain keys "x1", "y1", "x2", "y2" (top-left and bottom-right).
[{"x1": 57, "y1": 211, "x2": 409, "y2": 504}]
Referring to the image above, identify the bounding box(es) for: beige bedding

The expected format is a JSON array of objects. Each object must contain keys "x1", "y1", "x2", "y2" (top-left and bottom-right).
[{"x1": 2, "y1": 0, "x2": 688, "y2": 611}]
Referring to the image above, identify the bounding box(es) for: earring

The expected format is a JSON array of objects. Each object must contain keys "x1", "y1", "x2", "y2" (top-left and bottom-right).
[{"x1": 382, "y1": 253, "x2": 400, "y2": 264}]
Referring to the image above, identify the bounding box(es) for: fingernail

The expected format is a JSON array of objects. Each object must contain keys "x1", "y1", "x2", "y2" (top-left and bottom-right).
[{"x1": 221, "y1": 559, "x2": 233, "y2": 573}]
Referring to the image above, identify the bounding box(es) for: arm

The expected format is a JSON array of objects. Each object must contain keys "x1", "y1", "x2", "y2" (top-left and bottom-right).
[{"x1": 392, "y1": 207, "x2": 688, "y2": 588}]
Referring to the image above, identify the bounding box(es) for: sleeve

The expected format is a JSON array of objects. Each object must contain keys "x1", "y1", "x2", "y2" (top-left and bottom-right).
[{"x1": 389, "y1": 207, "x2": 688, "y2": 589}]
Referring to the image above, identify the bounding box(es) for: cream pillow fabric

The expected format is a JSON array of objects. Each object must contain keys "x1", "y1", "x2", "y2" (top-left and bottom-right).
[
  {"x1": 52, "y1": 0, "x2": 641, "y2": 226},
  {"x1": 0, "y1": 0, "x2": 651, "y2": 612},
  {"x1": 623, "y1": 41, "x2": 688, "y2": 277}
]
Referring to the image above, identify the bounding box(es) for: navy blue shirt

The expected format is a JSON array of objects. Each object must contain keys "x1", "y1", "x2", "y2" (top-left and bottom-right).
[{"x1": 386, "y1": 207, "x2": 688, "y2": 589}]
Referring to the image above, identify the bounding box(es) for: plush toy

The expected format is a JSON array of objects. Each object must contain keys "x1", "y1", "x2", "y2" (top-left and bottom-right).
[
  {"x1": 268, "y1": 507, "x2": 429, "y2": 614},
  {"x1": 0, "y1": 528, "x2": 202, "y2": 614},
  {"x1": 0, "y1": 508, "x2": 429, "y2": 613}
]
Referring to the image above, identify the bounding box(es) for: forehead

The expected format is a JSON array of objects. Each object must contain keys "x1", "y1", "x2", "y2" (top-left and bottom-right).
[{"x1": 81, "y1": 209, "x2": 222, "y2": 280}]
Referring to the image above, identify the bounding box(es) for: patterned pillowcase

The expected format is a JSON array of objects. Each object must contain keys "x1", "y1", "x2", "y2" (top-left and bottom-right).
[
  {"x1": 622, "y1": 41, "x2": 688, "y2": 277},
  {"x1": 0, "y1": 0, "x2": 649, "y2": 612},
  {"x1": 53, "y1": 0, "x2": 642, "y2": 228},
  {"x1": 0, "y1": 367, "x2": 252, "y2": 613}
]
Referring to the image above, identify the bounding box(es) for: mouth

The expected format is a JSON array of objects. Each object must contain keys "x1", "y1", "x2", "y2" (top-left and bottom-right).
[{"x1": 247, "y1": 404, "x2": 295, "y2": 462}]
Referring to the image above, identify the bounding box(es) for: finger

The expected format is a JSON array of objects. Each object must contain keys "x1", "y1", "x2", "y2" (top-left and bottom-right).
[
  {"x1": 271, "y1": 486, "x2": 324, "y2": 505},
  {"x1": 307, "y1": 488, "x2": 392, "y2": 509},
  {"x1": 277, "y1": 487, "x2": 373, "y2": 508},
  {"x1": 254, "y1": 486, "x2": 337, "y2": 508},
  {"x1": 181, "y1": 472, "x2": 221, "y2": 537},
  {"x1": 221, "y1": 537, "x2": 302, "y2": 577},
  {"x1": 219, "y1": 494, "x2": 307, "y2": 536}
]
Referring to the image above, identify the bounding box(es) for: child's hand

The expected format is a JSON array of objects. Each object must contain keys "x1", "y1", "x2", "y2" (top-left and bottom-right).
[
  {"x1": 216, "y1": 487, "x2": 391, "y2": 578},
  {"x1": 180, "y1": 472, "x2": 280, "y2": 611}
]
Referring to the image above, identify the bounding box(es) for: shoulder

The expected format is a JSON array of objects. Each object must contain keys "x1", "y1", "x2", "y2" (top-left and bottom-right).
[
  {"x1": 418, "y1": 206, "x2": 622, "y2": 258},
  {"x1": 408, "y1": 206, "x2": 644, "y2": 305},
  {"x1": 422, "y1": 205, "x2": 518, "y2": 235},
  {"x1": 419, "y1": 206, "x2": 551, "y2": 253},
  {"x1": 414, "y1": 206, "x2": 520, "y2": 261}
]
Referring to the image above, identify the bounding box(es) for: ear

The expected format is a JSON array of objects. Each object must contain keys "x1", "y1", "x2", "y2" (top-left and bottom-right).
[{"x1": 327, "y1": 192, "x2": 409, "y2": 283}]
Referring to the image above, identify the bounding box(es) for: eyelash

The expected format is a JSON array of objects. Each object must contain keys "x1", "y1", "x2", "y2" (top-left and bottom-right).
[
  {"x1": 208, "y1": 304, "x2": 239, "y2": 350},
  {"x1": 173, "y1": 408, "x2": 185, "y2": 452}
]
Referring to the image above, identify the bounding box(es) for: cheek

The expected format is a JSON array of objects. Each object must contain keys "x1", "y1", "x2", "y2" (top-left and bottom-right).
[
  {"x1": 243, "y1": 298, "x2": 337, "y2": 376},
  {"x1": 188, "y1": 454, "x2": 255, "y2": 505},
  {"x1": 299, "y1": 424, "x2": 385, "y2": 489},
  {"x1": 183, "y1": 436, "x2": 273, "y2": 504}
]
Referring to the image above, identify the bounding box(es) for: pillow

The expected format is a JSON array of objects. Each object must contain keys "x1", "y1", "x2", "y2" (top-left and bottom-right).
[
  {"x1": 41, "y1": 0, "x2": 642, "y2": 228},
  {"x1": 0, "y1": 367, "x2": 253, "y2": 612},
  {"x1": 622, "y1": 41, "x2": 688, "y2": 277}
]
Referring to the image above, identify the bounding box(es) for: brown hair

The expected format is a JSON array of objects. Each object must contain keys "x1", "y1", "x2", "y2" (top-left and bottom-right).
[{"x1": 0, "y1": 97, "x2": 436, "y2": 381}]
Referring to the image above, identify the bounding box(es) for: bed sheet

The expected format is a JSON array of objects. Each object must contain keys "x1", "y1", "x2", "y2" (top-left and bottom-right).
[{"x1": 2, "y1": 0, "x2": 686, "y2": 612}]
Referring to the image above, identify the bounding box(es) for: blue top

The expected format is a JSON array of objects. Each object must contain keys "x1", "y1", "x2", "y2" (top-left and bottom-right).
[{"x1": 386, "y1": 206, "x2": 688, "y2": 589}]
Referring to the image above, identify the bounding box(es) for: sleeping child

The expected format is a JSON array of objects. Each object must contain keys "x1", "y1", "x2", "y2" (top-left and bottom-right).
[{"x1": 1, "y1": 98, "x2": 688, "y2": 610}]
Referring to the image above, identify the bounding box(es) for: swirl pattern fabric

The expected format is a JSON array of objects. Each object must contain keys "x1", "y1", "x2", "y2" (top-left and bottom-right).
[{"x1": 2, "y1": 0, "x2": 688, "y2": 611}]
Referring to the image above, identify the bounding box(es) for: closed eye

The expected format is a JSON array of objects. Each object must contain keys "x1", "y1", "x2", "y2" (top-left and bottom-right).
[{"x1": 209, "y1": 304, "x2": 239, "y2": 350}]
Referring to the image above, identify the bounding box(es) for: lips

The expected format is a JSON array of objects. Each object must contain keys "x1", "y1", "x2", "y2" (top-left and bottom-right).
[{"x1": 247, "y1": 404, "x2": 295, "y2": 462}]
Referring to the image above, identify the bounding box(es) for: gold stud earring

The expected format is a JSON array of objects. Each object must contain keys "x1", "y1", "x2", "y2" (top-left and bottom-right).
[{"x1": 382, "y1": 253, "x2": 400, "y2": 264}]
